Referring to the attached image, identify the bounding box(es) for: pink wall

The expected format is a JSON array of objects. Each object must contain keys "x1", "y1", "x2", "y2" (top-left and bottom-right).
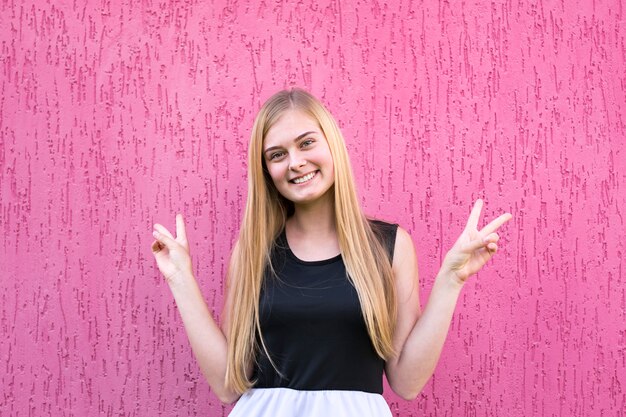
[{"x1": 1, "y1": 0, "x2": 624, "y2": 416}]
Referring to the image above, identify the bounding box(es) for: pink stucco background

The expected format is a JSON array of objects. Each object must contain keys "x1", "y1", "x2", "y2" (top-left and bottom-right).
[{"x1": 1, "y1": 1, "x2": 624, "y2": 416}]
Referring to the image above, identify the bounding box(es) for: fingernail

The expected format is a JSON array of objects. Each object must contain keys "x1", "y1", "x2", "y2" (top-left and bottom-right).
[{"x1": 153, "y1": 231, "x2": 159, "y2": 237}]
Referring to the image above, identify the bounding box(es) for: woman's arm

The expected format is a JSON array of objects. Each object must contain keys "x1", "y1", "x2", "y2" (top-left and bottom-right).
[
  {"x1": 151, "y1": 214, "x2": 240, "y2": 404},
  {"x1": 385, "y1": 200, "x2": 512, "y2": 400}
]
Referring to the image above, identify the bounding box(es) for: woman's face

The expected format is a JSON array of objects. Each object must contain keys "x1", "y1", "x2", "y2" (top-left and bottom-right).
[{"x1": 263, "y1": 109, "x2": 335, "y2": 208}]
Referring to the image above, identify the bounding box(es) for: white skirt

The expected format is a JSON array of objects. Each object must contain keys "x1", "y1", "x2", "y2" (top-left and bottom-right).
[{"x1": 229, "y1": 388, "x2": 392, "y2": 417}]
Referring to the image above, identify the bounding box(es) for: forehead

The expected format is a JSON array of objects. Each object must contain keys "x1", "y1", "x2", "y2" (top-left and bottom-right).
[{"x1": 264, "y1": 109, "x2": 321, "y2": 147}]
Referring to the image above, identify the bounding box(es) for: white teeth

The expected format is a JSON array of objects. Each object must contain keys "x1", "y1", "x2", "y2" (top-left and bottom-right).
[{"x1": 292, "y1": 172, "x2": 316, "y2": 184}]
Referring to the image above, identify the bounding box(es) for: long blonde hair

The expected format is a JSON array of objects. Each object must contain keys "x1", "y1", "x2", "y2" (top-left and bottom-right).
[{"x1": 225, "y1": 88, "x2": 396, "y2": 393}]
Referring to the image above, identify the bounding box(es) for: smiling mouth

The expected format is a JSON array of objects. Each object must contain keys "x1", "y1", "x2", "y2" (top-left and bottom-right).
[{"x1": 290, "y1": 171, "x2": 317, "y2": 184}]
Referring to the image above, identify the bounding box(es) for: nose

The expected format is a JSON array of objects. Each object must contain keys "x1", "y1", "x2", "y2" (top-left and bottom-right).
[{"x1": 288, "y1": 152, "x2": 306, "y2": 171}]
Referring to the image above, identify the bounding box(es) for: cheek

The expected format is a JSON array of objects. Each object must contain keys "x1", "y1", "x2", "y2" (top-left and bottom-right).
[
  {"x1": 324, "y1": 151, "x2": 335, "y2": 176},
  {"x1": 266, "y1": 163, "x2": 286, "y2": 185}
]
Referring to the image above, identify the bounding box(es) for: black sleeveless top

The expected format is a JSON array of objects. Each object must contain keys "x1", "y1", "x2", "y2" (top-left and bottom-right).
[{"x1": 252, "y1": 220, "x2": 398, "y2": 394}]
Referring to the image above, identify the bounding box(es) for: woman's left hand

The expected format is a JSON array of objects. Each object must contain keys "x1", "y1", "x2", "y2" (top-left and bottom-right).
[{"x1": 443, "y1": 199, "x2": 512, "y2": 283}]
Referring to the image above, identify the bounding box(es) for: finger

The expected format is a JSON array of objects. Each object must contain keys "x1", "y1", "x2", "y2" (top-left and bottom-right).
[
  {"x1": 462, "y1": 233, "x2": 501, "y2": 253},
  {"x1": 461, "y1": 236, "x2": 490, "y2": 253},
  {"x1": 153, "y1": 223, "x2": 175, "y2": 240},
  {"x1": 151, "y1": 239, "x2": 165, "y2": 253},
  {"x1": 465, "y1": 199, "x2": 484, "y2": 231},
  {"x1": 176, "y1": 214, "x2": 187, "y2": 241},
  {"x1": 483, "y1": 232, "x2": 500, "y2": 244},
  {"x1": 479, "y1": 212, "x2": 512, "y2": 236},
  {"x1": 152, "y1": 229, "x2": 177, "y2": 249}
]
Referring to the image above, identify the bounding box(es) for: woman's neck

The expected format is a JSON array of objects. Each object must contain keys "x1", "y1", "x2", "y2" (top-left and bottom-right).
[
  {"x1": 285, "y1": 194, "x2": 340, "y2": 260},
  {"x1": 288, "y1": 193, "x2": 336, "y2": 235}
]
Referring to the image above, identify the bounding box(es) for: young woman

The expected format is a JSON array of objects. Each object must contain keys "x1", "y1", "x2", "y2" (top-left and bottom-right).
[{"x1": 150, "y1": 88, "x2": 512, "y2": 416}]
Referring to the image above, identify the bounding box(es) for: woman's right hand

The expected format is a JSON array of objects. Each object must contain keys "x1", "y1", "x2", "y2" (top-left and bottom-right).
[{"x1": 151, "y1": 214, "x2": 194, "y2": 284}]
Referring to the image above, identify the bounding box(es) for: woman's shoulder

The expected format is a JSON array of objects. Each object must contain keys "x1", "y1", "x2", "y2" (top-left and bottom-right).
[
  {"x1": 367, "y1": 218, "x2": 415, "y2": 264},
  {"x1": 368, "y1": 218, "x2": 398, "y2": 229},
  {"x1": 367, "y1": 218, "x2": 400, "y2": 260}
]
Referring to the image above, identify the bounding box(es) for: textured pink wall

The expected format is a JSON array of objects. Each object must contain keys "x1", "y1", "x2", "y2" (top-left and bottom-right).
[{"x1": 1, "y1": 1, "x2": 624, "y2": 416}]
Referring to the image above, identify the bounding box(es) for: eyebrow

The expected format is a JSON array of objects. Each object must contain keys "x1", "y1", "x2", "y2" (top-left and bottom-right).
[{"x1": 264, "y1": 131, "x2": 316, "y2": 154}]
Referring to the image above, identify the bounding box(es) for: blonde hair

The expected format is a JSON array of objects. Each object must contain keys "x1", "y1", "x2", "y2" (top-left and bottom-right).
[{"x1": 225, "y1": 88, "x2": 396, "y2": 393}]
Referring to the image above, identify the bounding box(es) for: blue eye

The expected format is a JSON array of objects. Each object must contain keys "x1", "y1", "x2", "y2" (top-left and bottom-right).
[
  {"x1": 270, "y1": 151, "x2": 285, "y2": 160},
  {"x1": 301, "y1": 139, "x2": 314, "y2": 147}
]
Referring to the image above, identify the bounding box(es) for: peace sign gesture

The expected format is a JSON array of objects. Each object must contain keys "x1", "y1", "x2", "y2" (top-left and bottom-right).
[
  {"x1": 443, "y1": 200, "x2": 512, "y2": 283},
  {"x1": 151, "y1": 214, "x2": 194, "y2": 285}
]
